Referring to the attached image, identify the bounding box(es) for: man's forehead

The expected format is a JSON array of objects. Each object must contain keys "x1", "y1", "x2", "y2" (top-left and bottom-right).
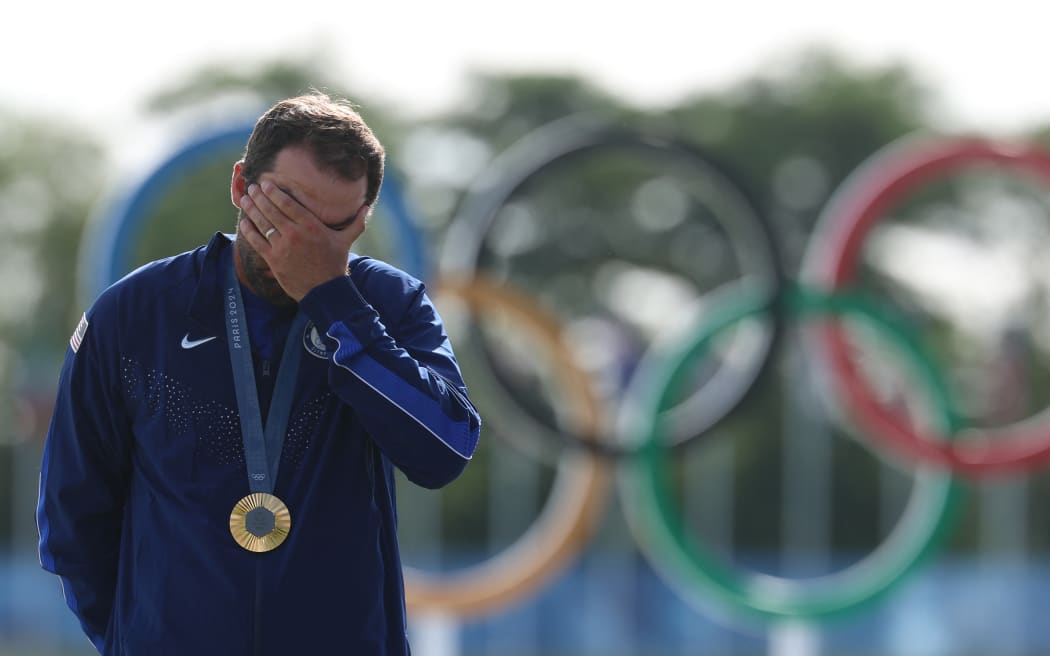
[
  {"x1": 265, "y1": 150, "x2": 365, "y2": 196},
  {"x1": 258, "y1": 163, "x2": 366, "y2": 229},
  {"x1": 266, "y1": 148, "x2": 355, "y2": 187}
]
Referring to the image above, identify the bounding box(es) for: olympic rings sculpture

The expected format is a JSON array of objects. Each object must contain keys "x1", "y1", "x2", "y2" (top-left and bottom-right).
[{"x1": 82, "y1": 116, "x2": 1050, "y2": 627}]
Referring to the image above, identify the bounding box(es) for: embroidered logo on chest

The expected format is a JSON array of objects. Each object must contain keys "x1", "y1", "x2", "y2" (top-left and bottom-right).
[{"x1": 303, "y1": 322, "x2": 331, "y2": 359}]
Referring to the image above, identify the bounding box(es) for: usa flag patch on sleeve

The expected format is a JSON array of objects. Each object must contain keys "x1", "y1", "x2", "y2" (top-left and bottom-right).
[{"x1": 70, "y1": 313, "x2": 88, "y2": 353}]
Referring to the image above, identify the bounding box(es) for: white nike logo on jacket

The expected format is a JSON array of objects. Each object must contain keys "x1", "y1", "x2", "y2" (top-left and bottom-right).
[{"x1": 181, "y1": 334, "x2": 217, "y2": 349}]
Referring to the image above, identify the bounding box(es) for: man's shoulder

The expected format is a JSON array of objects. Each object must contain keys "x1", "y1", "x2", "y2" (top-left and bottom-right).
[
  {"x1": 347, "y1": 253, "x2": 424, "y2": 293},
  {"x1": 110, "y1": 247, "x2": 205, "y2": 297},
  {"x1": 89, "y1": 237, "x2": 222, "y2": 319}
]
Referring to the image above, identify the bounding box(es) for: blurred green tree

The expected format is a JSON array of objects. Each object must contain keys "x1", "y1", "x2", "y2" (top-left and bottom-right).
[
  {"x1": 670, "y1": 47, "x2": 932, "y2": 264},
  {"x1": 0, "y1": 108, "x2": 107, "y2": 543}
]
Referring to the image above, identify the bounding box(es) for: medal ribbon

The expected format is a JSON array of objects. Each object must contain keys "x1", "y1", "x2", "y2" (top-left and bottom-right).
[{"x1": 224, "y1": 260, "x2": 308, "y2": 493}]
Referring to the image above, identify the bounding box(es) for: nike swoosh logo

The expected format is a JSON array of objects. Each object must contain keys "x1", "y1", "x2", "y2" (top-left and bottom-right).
[{"x1": 181, "y1": 334, "x2": 217, "y2": 349}]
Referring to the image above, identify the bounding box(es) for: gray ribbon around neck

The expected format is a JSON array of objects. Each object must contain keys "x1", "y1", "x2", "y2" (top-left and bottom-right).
[{"x1": 224, "y1": 261, "x2": 308, "y2": 493}]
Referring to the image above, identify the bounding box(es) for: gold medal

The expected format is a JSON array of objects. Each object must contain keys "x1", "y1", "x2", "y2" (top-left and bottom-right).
[{"x1": 229, "y1": 492, "x2": 291, "y2": 552}]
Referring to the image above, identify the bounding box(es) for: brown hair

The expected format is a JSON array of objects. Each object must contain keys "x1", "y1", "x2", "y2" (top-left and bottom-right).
[{"x1": 241, "y1": 93, "x2": 386, "y2": 206}]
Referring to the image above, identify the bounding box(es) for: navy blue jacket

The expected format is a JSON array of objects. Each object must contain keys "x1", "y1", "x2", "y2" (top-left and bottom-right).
[{"x1": 37, "y1": 233, "x2": 481, "y2": 655}]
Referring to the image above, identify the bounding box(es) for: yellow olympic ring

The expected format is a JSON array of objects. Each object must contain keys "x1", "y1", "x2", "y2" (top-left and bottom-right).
[{"x1": 403, "y1": 275, "x2": 612, "y2": 617}]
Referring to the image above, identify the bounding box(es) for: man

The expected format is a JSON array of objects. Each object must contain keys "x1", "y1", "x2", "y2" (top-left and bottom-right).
[{"x1": 36, "y1": 94, "x2": 481, "y2": 655}]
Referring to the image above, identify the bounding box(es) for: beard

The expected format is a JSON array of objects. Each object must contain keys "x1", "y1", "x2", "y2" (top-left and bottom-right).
[{"x1": 234, "y1": 213, "x2": 297, "y2": 309}]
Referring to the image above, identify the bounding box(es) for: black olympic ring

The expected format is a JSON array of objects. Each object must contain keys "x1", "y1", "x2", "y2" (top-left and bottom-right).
[{"x1": 441, "y1": 114, "x2": 788, "y2": 458}]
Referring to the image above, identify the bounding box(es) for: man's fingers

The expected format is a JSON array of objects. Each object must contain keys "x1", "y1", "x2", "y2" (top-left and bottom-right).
[
  {"x1": 239, "y1": 194, "x2": 273, "y2": 239},
  {"x1": 258, "y1": 181, "x2": 313, "y2": 226},
  {"x1": 244, "y1": 183, "x2": 293, "y2": 232},
  {"x1": 340, "y1": 204, "x2": 370, "y2": 243},
  {"x1": 354, "y1": 203, "x2": 371, "y2": 225},
  {"x1": 238, "y1": 217, "x2": 271, "y2": 252}
]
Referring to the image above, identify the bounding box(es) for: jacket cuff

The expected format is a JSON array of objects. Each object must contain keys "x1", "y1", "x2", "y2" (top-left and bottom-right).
[{"x1": 298, "y1": 276, "x2": 388, "y2": 351}]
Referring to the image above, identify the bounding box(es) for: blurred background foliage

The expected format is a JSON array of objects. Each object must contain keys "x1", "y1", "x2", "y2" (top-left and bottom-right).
[{"x1": 3, "y1": 45, "x2": 1048, "y2": 562}]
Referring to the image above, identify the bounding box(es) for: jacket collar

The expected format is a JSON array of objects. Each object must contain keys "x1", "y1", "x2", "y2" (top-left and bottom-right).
[{"x1": 187, "y1": 232, "x2": 234, "y2": 340}]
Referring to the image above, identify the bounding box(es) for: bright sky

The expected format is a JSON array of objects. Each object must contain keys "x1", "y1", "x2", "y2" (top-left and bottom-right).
[{"x1": 6, "y1": 0, "x2": 1050, "y2": 160}]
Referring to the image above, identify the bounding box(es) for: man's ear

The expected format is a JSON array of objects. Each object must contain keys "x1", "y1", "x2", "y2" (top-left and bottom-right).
[{"x1": 230, "y1": 160, "x2": 247, "y2": 208}]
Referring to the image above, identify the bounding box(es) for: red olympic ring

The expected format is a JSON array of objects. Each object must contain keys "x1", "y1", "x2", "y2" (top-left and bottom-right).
[{"x1": 801, "y1": 135, "x2": 1050, "y2": 475}]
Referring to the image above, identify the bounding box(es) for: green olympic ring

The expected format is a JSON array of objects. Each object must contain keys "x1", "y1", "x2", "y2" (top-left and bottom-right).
[{"x1": 619, "y1": 283, "x2": 963, "y2": 622}]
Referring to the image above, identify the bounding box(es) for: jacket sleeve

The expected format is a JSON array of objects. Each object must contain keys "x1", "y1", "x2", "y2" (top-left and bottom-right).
[
  {"x1": 298, "y1": 272, "x2": 481, "y2": 489},
  {"x1": 36, "y1": 305, "x2": 131, "y2": 652}
]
